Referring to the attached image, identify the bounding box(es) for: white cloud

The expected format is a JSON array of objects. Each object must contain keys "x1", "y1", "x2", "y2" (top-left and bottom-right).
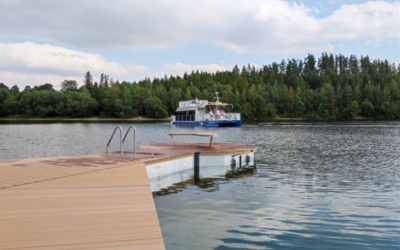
[
  {"x1": 156, "y1": 62, "x2": 233, "y2": 77},
  {"x1": 1, "y1": 1, "x2": 398, "y2": 87},
  {"x1": 321, "y1": 1, "x2": 399, "y2": 41},
  {"x1": 0, "y1": 71, "x2": 81, "y2": 90},
  {"x1": 1, "y1": 0, "x2": 398, "y2": 54},
  {"x1": 0, "y1": 42, "x2": 147, "y2": 88}
]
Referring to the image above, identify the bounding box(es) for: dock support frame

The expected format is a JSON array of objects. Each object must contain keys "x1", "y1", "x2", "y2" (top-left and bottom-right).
[{"x1": 194, "y1": 152, "x2": 200, "y2": 181}]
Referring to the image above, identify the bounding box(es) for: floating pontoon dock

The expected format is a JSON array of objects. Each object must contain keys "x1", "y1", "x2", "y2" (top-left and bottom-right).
[{"x1": 0, "y1": 136, "x2": 256, "y2": 250}]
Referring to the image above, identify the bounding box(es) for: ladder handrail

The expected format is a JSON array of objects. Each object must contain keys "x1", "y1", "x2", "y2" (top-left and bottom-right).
[
  {"x1": 106, "y1": 126, "x2": 123, "y2": 155},
  {"x1": 122, "y1": 125, "x2": 136, "y2": 155}
]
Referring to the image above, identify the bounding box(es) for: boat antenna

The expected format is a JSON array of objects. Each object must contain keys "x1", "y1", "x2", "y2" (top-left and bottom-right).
[{"x1": 215, "y1": 91, "x2": 220, "y2": 102}]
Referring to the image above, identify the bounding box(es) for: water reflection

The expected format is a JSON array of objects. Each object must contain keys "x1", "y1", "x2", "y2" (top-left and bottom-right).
[
  {"x1": 152, "y1": 166, "x2": 257, "y2": 195},
  {"x1": 1, "y1": 122, "x2": 399, "y2": 250},
  {"x1": 154, "y1": 122, "x2": 400, "y2": 250}
]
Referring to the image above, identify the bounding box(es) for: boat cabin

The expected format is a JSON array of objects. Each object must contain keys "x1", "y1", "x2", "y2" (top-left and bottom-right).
[{"x1": 171, "y1": 92, "x2": 241, "y2": 127}]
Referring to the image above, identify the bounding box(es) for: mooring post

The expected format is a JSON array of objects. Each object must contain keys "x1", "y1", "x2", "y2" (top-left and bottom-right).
[{"x1": 194, "y1": 152, "x2": 200, "y2": 181}]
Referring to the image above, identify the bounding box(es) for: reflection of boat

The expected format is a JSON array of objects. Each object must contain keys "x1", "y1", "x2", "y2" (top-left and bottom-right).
[{"x1": 171, "y1": 92, "x2": 241, "y2": 127}]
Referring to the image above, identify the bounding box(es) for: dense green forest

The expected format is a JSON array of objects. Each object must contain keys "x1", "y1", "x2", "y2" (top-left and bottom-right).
[{"x1": 1, "y1": 53, "x2": 399, "y2": 120}]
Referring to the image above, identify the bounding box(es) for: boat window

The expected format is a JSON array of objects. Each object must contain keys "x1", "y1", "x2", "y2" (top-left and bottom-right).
[{"x1": 175, "y1": 110, "x2": 195, "y2": 122}]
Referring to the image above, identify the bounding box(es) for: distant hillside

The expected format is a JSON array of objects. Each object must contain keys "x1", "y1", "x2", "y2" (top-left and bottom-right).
[{"x1": 1, "y1": 53, "x2": 399, "y2": 120}]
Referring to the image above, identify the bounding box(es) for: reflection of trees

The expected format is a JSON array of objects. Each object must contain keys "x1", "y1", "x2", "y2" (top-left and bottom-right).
[
  {"x1": 252, "y1": 123, "x2": 400, "y2": 194},
  {"x1": 153, "y1": 167, "x2": 257, "y2": 196}
]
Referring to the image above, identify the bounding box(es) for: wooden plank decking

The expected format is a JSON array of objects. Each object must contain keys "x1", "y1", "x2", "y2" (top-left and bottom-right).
[
  {"x1": 0, "y1": 143, "x2": 256, "y2": 250},
  {"x1": 0, "y1": 155, "x2": 165, "y2": 250}
]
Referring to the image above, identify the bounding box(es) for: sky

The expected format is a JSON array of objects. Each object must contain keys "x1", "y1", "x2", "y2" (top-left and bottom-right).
[{"x1": 0, "y1": 0, "x2": 399, "y2": 89}]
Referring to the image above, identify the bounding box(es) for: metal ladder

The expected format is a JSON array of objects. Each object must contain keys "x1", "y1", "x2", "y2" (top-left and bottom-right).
[
  {"x1": 106, "y1": 125, "x2": 137, "y2": 156},
  {"x1": 123, "y1": 125, "x2": 136, "y2": 155}
]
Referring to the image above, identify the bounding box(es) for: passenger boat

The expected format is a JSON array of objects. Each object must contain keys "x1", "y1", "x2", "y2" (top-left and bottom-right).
[{"x1": 171, "y1": 92, "x2": 241, "y2": 127}]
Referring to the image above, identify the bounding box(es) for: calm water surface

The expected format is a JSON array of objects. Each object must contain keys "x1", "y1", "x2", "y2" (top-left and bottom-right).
[{"x1": 0, "y1": 122, "x2": 399, "y2": 250}]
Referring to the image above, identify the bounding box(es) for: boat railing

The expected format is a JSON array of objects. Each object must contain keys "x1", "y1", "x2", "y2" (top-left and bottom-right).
[
  {"x1": 179, "y1": 100, "x2": 208, "y2": 108},
  {"x1": 231, "y1": 113, "x2": 241, "y2": 121},
  {"x1": 106, "y1": 126, "x2": 123, "y2": 155},
  {"x1": 204, "y1": 113, "x2": 241, "y2": 121},
  {"x1": 122, "y1": 125, "x2": 136, "y2": 155}
]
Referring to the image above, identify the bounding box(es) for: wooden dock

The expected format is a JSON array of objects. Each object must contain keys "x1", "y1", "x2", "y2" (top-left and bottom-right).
[{"x1": 0, "y1": 142, "x2": 255, "y2": 250}]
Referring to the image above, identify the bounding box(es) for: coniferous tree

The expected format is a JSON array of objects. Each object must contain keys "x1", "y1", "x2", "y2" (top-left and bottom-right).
[
  {"x1": 84, "y1": 71, "x2": 93, "y2": 92},
  {"x1": 0, "y1": 54, "x2": 398, "y2": 120}
]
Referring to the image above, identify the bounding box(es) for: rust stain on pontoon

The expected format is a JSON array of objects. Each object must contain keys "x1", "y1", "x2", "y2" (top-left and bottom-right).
[{"x1": 0, "y1": 142, "x2": 255, "y2": 250}]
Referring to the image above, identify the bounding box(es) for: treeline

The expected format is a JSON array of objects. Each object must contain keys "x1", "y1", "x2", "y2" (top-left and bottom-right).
[{"x1": 1, "y1": 53, "x2": 399, "y2": 120}]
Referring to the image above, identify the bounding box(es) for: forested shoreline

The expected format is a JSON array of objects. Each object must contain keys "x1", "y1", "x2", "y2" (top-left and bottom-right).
[{"x1": 1, "y1": 53, "x2": 399, "y2": 120}]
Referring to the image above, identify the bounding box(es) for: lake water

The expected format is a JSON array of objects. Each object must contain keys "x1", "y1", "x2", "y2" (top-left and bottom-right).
[{"x1": 0, "y1": 121, "x2": 399, "y2": 250}]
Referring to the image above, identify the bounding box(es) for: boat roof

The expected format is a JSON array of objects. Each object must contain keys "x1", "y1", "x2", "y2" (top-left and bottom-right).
[
  {"x1": 176, "y1": 106, "x2": 198, "y2": 112},
  {"x1": 206, "y1": 102, "x2": 231, "y2": 106},
  {"x1": 175, "y1": 100, "x2": 231, "y2": 112}
]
